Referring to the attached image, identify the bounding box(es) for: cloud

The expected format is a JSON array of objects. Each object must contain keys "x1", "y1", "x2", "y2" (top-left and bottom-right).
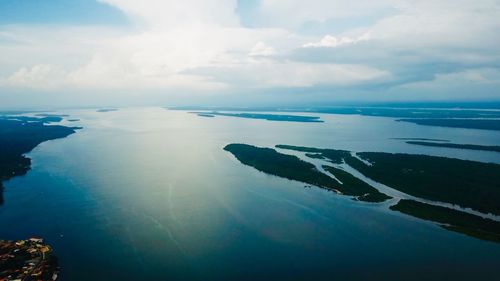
[
  {"x1": 1, "y1": 0, "x2": 500, "y2": 105},
  {"x1": 249, "y1": 42, "x2": 276, "y2": 57},
  {"x1": 303, "y1": 33, "x2": 370, "y2": 48}
]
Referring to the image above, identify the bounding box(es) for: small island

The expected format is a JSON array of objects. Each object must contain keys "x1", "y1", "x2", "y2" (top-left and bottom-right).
[
  {"x1": 96, "y1": 108, "x2": 118, "y2": 113},
  {"x1": 192, "y1": 112, "x2": 324, "y2": 123},
  {"x1": 405, "y1": 140, "x2": 500, "y2": 153},
  {"x1": 397, "y1": 118, "x2": 500, "y2": 131}
]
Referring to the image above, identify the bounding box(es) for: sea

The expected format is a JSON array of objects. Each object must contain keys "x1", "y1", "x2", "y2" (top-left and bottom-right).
[{"x1": 1, "y1": 107, "x2": 499, "y2": 280}]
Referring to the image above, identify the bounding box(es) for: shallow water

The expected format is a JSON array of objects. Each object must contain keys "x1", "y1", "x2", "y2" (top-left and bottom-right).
[{"x1": 1, "y1": 107, "x2": 499, "y2": 281}]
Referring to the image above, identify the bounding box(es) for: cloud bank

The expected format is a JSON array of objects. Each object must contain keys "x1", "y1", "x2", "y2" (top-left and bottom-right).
[{"x1": 1, "y1": 0, "x2": 500, "y2": 106}]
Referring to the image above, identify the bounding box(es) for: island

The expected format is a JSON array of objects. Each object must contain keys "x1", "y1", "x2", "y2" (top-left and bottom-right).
[
  {"x1": 405, "y1": 141, "x2": 500, "y2": 153},
  {"x1": 277, "y1": 145, "x2": 500, "y2": 216},
  {"x1": 0, "y1": 238, "x2": 59, "y2": 280},
  {"x1": 397, "y1": 118, "x2": 500, "y2": 131},
  {"x1": 191, "y1": 112, "x2": 324, "y2": 123},
  {"x1": 227, "y1": 143, "x2": 500, "y2": 243},
  {"x1": 196, "y1": 113, "x2": 216, "y2": 118},
  {"x1": 96, "y1": 108, "x2": 118, "y2": 113},
  {"x1": 224, "y1": 144, "x2": 390, "y2": 202}
]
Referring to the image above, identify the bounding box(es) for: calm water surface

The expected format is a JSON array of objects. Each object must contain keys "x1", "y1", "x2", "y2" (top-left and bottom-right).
[{"x1": 1, "y1": 107, "x2": 499, "y2": 280}]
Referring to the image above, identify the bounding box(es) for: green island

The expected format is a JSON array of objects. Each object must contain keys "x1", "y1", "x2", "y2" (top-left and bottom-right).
[
  {"x1": 0, "y1": 116, "x2": 78, "y2": 206},
  {"x1": 232, "y1": 143, "x2": 500, "y2": 243},
  {"x1": 391, "y1": 200, "x2": 500, "y2": 243},
  {"x1": 192, "y1": 112, "x2": 323, "y2": 123},
  {"x1": 405, "y1": 141, "x2": 500, "y2": 153},
  {"x1": 224, "y1": 144, "x2": 390, "y2": 202},
  {"x1": 398, "y1": 118, "x2": 500, "y2": 131},
  {"x1": 277, "y1": 145, "x2": 500, "y2": 216}
]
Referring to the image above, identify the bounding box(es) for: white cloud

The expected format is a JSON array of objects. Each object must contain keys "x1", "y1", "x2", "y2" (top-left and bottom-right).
[
  {"x1": 303, "y1": 33, "x2": 370, "y2": 48},
  {"x1": 249, "y1": 42, "x2": 276, "y2": 57}
]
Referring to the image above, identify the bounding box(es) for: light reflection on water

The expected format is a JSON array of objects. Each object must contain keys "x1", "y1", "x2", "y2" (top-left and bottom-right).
[{"x1": 1, "y1": 107, "x2": 499, "y2": 281}]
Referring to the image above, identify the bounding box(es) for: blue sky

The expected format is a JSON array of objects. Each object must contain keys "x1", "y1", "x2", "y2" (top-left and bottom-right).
[
  {"x1": 1, "y1": 0, "x2": 499, "y2": 108},
  {"x1": 0, "y1": 0, "x2": 128, "y2": 25}
]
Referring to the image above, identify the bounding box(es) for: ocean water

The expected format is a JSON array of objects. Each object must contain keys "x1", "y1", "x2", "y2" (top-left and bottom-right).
[{"x1": 1, "y1": 107, "x2": 499, "y2": 281}]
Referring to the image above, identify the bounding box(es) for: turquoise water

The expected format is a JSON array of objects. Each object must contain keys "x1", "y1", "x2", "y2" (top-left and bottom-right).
[{"x1": 1, "y1": 107, "x2": 499, "y2": 280}]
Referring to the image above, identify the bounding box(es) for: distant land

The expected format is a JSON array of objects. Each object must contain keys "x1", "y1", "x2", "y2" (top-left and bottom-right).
[
  {"x1": 96, "y1": 108, "x2": 118, "y2": 113},
  {"x1": 170, "y1": 105, "x2": 500, "y2": 119},
  {"x1": 398, "y1": 118, "x2": 500, "y2": 131},
  {"x1": 405, "y1": 141, "x2": 500, "y2": 153},
  {"x1": 191, "y1": 112, "x2": 324, "y2": 123},
  {"x1": 0, "y1": 116, "x2": 79, "y2": 206},
  {"x1": 1, "y1": 115, "x2": 64, "y2": 124},
  {"x1": 226, "y1": 143, "x2": 500, "y2": 243},
  {"x1": 391, "y1": 138, "x2": 450, "y2": 142}
]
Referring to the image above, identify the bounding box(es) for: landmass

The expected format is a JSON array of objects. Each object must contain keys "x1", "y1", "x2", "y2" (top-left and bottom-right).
[
  {"x1": 277, "y1": 145, "x2": 500, "y2": 216},
  {"x1": 1, "y1": 115, "x2": 64, "y2": 124},
  {"x1": 0, "y1": 116, "x2": 77, "y2": 278},
  {"x1": 0, "y1": 116, "x2": 79, "y2": 206},
  {"x1": 224, "y1": 144, "x2": 390, "y2": 202},
  {"x1": 170, "y1": 105, "x2": 500, "y2": 119},
  {"x1": 196, "y1": 113, "x2": 215, "y2": 118},
  {"x1": 391, "y1": 200, "x2": 500, "y2": 243},
  {"x1": 391, "y1": 138, "x2": 449, "y2": 142},
  {"x1": 228, "y1": 143, "x2": 500, "y2": 243},
  {"x1": 191, "y1": 112, "x2": 323, "y2": 123},
  {"x1": 405, "y1": 141, "x2": 500, "y2": 153},
  {"x1": 0, "y1": 238, "x2": 59, "y2": 280},
  {"x1": 96, "y1": 108, "x2": 118, "y2": 113},
  {"x1": 397, "y1": 118, "x2": 500, "y2": 131}
]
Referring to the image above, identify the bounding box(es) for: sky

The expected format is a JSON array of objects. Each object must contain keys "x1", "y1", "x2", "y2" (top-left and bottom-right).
[{"x1": 1, "y1": 0, "x2": 500, "y2": 108}]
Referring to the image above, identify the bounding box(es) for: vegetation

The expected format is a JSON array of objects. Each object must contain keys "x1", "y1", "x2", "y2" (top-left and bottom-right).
[
  {"x1": 398, "y1": 118, "x2": 500, "y2": 131},
  {"x1": 224, "y1": 144, "x2": 390, "y2": 202},
  {"x1": 323, "y1": 166, "x2": 391, "y2": 202},
  {"x1": 276, "y1": 145, "x2": 350, "y2": 164},
  {"x1": 346, "y1": 152, "x2": 500, "y2": 215},
  {"x1": 192, "y1": 112, "x2": 323, "y2": 122},
  {"x1": 0, "y1": 117, "x2": 78, "y2": 206},
  {"x1": 305, "y1": 153, "x2": 325, "y2": 159},
  {"x1": 405, "y1": 141, "x2": 500, "y2": 153},
  {"x1": 278, "y1": 144, "x2": 500, "y2": 215},
  {"x1": 391, "y1": 200, "x2": 500, "y2": 243}
]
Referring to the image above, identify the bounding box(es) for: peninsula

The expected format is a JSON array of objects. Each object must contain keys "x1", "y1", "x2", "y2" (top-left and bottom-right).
[{"x1": 0, "y1": 116, "x2": 78, "y2": 206}]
